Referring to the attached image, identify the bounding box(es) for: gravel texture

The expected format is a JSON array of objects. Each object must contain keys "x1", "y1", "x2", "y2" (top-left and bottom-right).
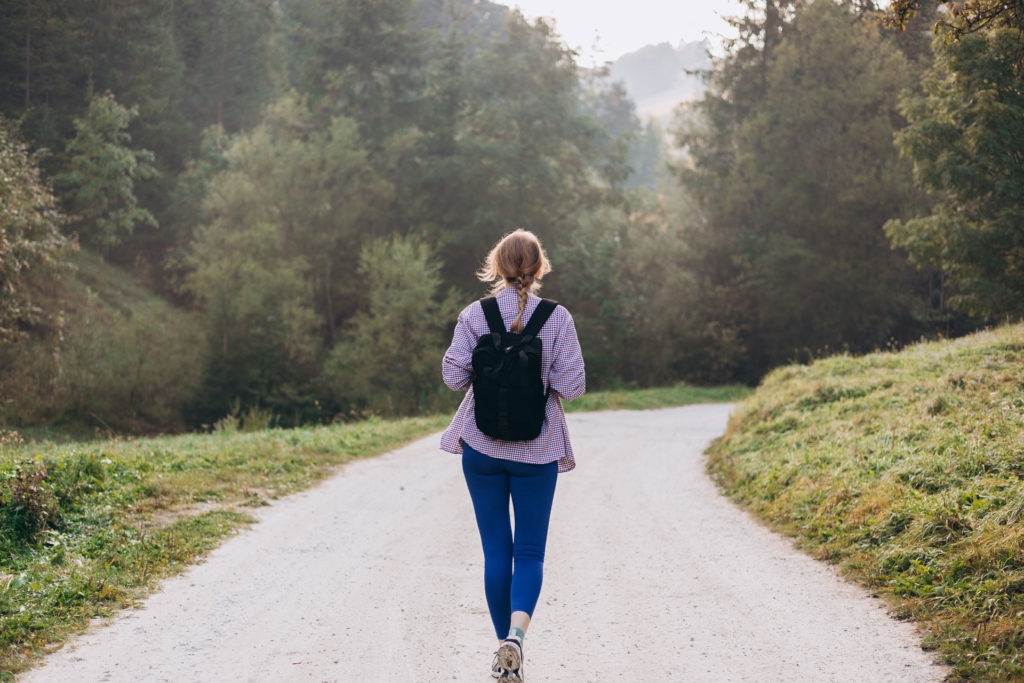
[{"x1": 21, "y1": 404, "x2": 947, "y2": 682}]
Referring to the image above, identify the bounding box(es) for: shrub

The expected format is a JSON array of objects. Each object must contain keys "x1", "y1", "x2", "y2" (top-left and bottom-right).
[{"x1": 0, "y1": 459, "x2": 58, "y2": 542}]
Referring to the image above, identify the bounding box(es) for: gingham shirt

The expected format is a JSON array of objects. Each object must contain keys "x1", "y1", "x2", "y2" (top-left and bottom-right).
[{"x1": 440, "y1": 287, "x2": 586, "y2": 473}]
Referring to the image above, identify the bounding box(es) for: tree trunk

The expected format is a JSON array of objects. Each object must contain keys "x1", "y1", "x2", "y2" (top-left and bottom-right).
[
  {"x1": 24, "y1": 0, "x2": 31, "y2": 108},
  {"x1": 324, "y1": 260, "x2": 336, "y2": 345}
]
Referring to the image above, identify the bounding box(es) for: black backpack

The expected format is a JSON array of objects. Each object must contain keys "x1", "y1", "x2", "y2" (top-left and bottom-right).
[{"x1": 471, "y1": 297, "x2": 558, "y2": 441}]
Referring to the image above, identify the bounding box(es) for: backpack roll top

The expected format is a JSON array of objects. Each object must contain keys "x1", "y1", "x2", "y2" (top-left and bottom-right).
[{"x1": 471, "y1": 297, "x2": 557, "y2": 441}]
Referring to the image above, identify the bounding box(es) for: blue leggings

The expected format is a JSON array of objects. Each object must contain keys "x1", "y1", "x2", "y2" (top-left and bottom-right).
[{"x1": 461, "y1": 443, "x2": 558, "y2": 639}]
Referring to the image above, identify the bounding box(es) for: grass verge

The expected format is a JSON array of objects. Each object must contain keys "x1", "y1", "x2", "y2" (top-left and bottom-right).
[
  {"x1": 0, "y1": 415, "x2": 447, "y2": 679},
  {"x1": 707, "y1": 323, "x2": 1024, "y2": 682},
  {"x1": 565, "y1": 382, "x2": 751, "y2": 412}
]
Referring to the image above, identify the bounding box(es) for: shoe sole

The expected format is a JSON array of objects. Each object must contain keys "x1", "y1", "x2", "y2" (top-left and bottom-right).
[{"x1": 497, "y1": 641, "x2": 522, "y2": 673}]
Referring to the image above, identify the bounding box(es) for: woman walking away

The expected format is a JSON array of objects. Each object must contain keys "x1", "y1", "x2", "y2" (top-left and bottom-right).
[{"x1": 441, "y1": 229, "x2": 585, "y2": 681}]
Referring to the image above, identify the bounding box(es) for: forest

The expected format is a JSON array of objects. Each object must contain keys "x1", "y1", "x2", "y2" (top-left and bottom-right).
[{"x1": 0, "y1": 0, "x2": 1021, "y2": 434}]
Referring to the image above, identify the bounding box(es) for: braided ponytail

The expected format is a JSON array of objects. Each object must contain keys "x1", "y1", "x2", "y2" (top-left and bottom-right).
[{"x1": 509, "y1": 273, "x2": 535, "y2": 333}]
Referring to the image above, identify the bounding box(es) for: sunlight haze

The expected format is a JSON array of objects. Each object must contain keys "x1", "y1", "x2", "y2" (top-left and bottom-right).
[{"x1": 509, "y1": 0, "x2": 742, "y2": 64}]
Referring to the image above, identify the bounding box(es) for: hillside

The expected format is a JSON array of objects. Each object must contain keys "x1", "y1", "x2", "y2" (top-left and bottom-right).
[
  {"x1": 709, "y1": 324, "x2": 1024, "y2": 681},
  {"x1": 0, "y1": 250, "x2": 205, "y2": 435},
  {"x1": 609, "y1": 40, "x2": 711, "y2": 120}
]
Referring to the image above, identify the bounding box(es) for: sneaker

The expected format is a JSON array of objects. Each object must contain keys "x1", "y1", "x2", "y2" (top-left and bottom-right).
[
  {"x1": 491, "y1": 650, "x2": 503, "y2": 678},
  {"x1": 497, "y1": 637, "x2": 524, "y2": 681}
]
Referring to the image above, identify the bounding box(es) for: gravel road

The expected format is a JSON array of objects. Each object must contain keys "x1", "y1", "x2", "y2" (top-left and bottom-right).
[{"x1": 21, "y1": 405, "x2": 946, "y2": 682}]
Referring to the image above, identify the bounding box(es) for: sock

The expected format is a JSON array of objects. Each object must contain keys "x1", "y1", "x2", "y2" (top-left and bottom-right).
[{"x1": 507, "y1": 626, "x2": 525, "y2": 643}]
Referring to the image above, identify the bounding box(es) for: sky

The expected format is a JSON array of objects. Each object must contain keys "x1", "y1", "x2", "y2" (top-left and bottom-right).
[{"x1": 507, "y1": 0, "x2": 744, "y2": 65}]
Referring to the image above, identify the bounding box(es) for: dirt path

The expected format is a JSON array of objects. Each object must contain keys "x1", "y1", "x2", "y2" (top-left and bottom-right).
[{"x1": 21, "y1": 405, "x2": 946, "y2": 682}]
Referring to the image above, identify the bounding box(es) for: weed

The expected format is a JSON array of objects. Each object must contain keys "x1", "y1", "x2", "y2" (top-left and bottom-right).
[{"x1": 1, "y1": 459, "x2": 58, "y2": 541}]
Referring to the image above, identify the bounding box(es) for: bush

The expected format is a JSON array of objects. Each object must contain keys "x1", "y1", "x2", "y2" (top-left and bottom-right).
[
  {"x1": 0, "y1": 459, "x2": 58, "y2": 542},
  {"x1": 0, "y1": 117, "x2": 71, "y2": 343},
  {"x1": 0, "y1": 251, "x2": 207, "y2": 432}
]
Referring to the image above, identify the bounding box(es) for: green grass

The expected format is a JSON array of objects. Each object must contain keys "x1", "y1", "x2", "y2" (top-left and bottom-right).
[
  {"x1": 707, "y1": 323, "x2": 1024, "y2": 682},
  {"x1": 565, "y1": 382, "x2": 751, "y2": 412},
  {"x1": 0, "y1": 415, "x2": 447, "y2": 679}
]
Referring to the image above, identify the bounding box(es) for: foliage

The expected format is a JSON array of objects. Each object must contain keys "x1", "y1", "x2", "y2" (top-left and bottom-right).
[
  {"x1": 0, "y1": 250, "x2": 207, "y2": 432},
  {"x1": 549, "y1": 198, "x2": 702, "y2": 387},
  {"x1": 282, "y1": 0, "x2": 424, "y2": 144},
  {"x1": 416, "y1": 10, "x2": 625, "y2": 292},
  {"x1": 197, "y1": 95, "x2": 389, "y2": 338},
  {"x1": 0, "y1": 413, "x2": 447, "y2": 677},
  {"x1": 673, "y1": 0, "x2": 931, "y2": 382},
  {"x1": 56, "y1": 93, "x2": 158, "y2": 248},
  {"x1": 0, "y1": 458, "x2": 57, "y2": 541},
  {"x1": 171, "y1": 0, "x2": 278, "y2": 135},
  {"x1": 324, "y1": 234, "x2": 461, "y2": 416},
  {"x1": 886, "y1": 1, "x2": 1024, "y2": 51},
  {"x1": 185, "y1": 219, "x2": 320, "y2": 425},
  {"x1": 183, "y1": 94, "x2": 396, "y2": 422},
  {"x1": 0, "y1": 117, "x2": 71, "y2": 342},
  {"x1": 709, "y1": 322, "x2": 1024, "y2": 680},
  {"x1": 886, "y1": 29, "x2": 1024, "y2": 319}
]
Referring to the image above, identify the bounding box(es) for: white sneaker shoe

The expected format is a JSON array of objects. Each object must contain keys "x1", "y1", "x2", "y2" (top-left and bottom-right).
[
  {"x1": 491, "y1": 650, "x2": 503, "y2": 678},
  {"x1": 497, "y1": 637, "x2": 524, "y2": 681}
]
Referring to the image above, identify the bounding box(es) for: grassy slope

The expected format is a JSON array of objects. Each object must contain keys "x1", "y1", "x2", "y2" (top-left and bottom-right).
[
  {"x1": 2, "y1": 249, "x2": 205, "y2": 436},
  {"x1": 708, "y1": 323, "x2": 1024, "y2": 681},
  {"x1": 0, "y1": 382, "x2": 739, "y2": 678}
]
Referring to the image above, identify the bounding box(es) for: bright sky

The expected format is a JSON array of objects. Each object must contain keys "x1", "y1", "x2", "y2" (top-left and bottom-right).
[{"x1": 508, "y1": 0, "x2": 743, "y2": 65}]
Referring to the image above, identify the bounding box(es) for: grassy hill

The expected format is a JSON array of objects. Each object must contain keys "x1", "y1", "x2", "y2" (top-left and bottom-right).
[
  {"x1": 709, "y1": 323, "x2": 1024, "y2": 681},
  {"x1": 0, "y1": 249, "x2": 205, "y2": 436}
]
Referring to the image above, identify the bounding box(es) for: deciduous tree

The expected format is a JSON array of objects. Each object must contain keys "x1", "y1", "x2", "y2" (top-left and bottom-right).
[{"x1": 0, "y1": 118, "x2": 70, "y2": 342}]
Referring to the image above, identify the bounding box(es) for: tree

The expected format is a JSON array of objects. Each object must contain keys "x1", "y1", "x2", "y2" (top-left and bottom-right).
[
  {"x1": 426, "y1": 11, "x2": 620, "y2": 291},
  {"x1": 674, "y1": 0, "x2": 928, "y2": 380},
  {"x1": 887, "y1": 1, "x2": 1024, "y2": 47},
  {"x1": 324, "y1": 234, "x2": 460, "y2": 416},
  {"x1": 171, "y1": 0, "x2": 277, "y2": 135},
  {"x1": 0, "y1": 117, "x2": 70, "y2": 342},
  {"x1": 196, "y1": 94, "x2": 391, "y2": 342},
  {"x1": 184, "y1": 219, "x2": 320, "y2": 424},
  {"x1": 56, "y1": 93, "x2": 157, "y2": 249},
  {"x1": 886, "y1": 28, "x2": 1024, "y2": 318},
  {"x1": 281, "y1": 0, "x2": 424, "y2": 145}
]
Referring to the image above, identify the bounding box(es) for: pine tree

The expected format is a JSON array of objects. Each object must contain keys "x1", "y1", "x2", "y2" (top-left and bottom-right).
[
  {"x1": 886, "y1": 28, "x2": 1024, "y2": 318},
  {"x1": 56, "y1": 93, "x2": 157, "y2": 249}
]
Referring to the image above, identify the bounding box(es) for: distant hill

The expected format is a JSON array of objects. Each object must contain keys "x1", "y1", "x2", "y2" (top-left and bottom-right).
[{"x1": 609, "y1": 40, "x2": 711, "y2": 121}]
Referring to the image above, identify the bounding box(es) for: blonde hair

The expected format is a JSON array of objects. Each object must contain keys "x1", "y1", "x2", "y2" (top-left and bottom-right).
[{"x1": 477, "y1": 228, "x2": 552, "y2": 333}]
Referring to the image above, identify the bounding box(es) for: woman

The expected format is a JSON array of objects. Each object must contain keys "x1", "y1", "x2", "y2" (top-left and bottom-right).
[{"x1": 441, "y1": 229, "x2": 586, "y2": 681}]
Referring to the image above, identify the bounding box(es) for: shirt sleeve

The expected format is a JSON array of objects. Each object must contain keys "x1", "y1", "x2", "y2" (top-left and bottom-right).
[
  {"x1": 547, "y1": 308, "x2": 586, "y2": 401},
  {"x1": 442, "y1": 307, "x2": 476, "y2": 391}
]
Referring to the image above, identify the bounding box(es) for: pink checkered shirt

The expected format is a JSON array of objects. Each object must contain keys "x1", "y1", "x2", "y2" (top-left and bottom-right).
[{"x1": 440, "y1": 287, "x2": 586, "y2": 473}]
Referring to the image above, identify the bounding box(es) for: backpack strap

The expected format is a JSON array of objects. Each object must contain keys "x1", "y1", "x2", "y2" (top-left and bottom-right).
[
  {"x1": 480, "y1": 297, "x2": 506, "y2": 334},
  {"x1": 522, "y1": 299, "x2": 557, "y2": 339}
]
